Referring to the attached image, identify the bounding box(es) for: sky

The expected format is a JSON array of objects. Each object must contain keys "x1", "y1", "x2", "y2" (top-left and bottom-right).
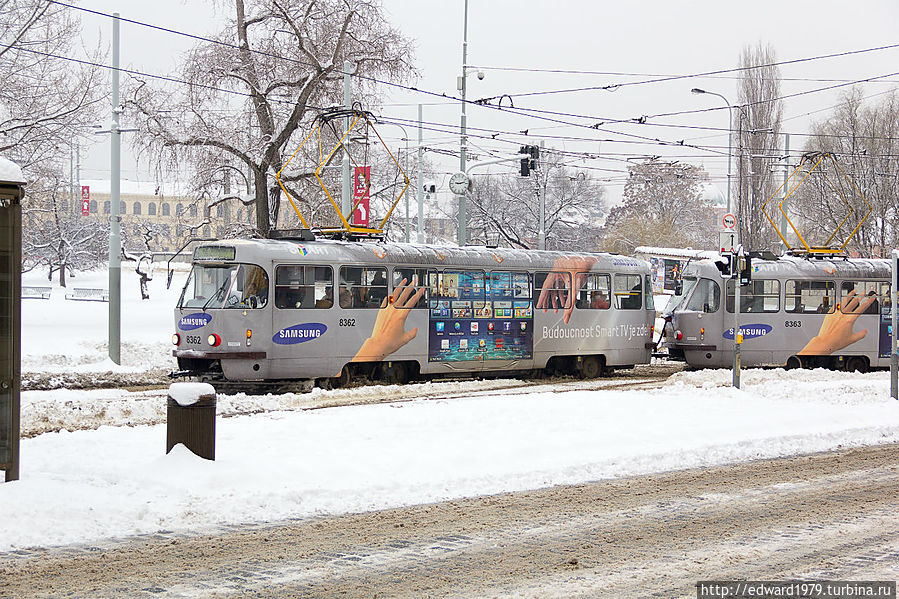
[
  {"x1": 5, "y1": 264, "x2": 899, "y2": 551},
  {"x1": 72, "y1": 0, "x2": 899, "y2": 208}
]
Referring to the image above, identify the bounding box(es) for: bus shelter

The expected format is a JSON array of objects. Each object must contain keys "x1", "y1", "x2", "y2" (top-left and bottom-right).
[{"x1": 0, "y1": 160, "x2": 25, "y2": 482}]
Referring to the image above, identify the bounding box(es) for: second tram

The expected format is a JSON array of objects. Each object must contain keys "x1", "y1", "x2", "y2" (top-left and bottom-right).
[{"x1": 663, "y1": 254, "x2": 892, "y2": 372}]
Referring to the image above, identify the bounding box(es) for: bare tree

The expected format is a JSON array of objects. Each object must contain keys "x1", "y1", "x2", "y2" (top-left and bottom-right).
[
  {"x1": 0, "y1": 0, "x2": 103, "y2": 170},
  {"x1": 22, "y1": 171, "x2": 109, "y2": 286},
  {"x1": 129, "y1": 0, "x2": 415, "y2": 237},
  {"x1": 467, "y1": 150, "x2": 605, "y2": 250},
  {"x1": 790, "y1": 88, "x2": 899, "y2": 257},
  {"x1": 735, "y1": 42, "x2": 784, "y2": 250},
  {"x1": 600, "y1": 160, "x2": 714, "y2": 254}
]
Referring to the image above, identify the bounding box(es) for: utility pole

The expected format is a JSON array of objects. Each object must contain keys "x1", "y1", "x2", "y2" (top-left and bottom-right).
[
  {"x1": 69, "y1": 145, "x2": 74, "y2": 214},
  {"x1": 456, "y1": 0, "x2": 469, "y2": 246},
  {"x1": 781, "y1": 133, "x2": 790, "y2": 239},
  {"x1": 341, "y1": 60, "x2": 352, "y2": 217},
  {"x1": 417, "y1": 104, "x2": 424, "y2": 243},
  {"x1": 76, "y1": 145, "x2": 81, "y2": 216},
  {"x1": 109, "y1": 12, "x2": 122, "y2": 365},
  {"x1": 403, "y1": 144, "x2": 410, "y2": 243},
  {"x1": 537, "y1": 140, "x2": 545, "y2": 250}
]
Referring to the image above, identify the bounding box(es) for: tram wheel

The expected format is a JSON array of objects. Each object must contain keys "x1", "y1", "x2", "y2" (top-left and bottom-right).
[
  {"x1": 379, "y1": 361, "x2": 408, "y2": 385},
  {"x1": 785, "y1": 356, "x2": 802, "y2": 370},
  {"x1": 846, "y1": 356, "x2": 868, "y2": 373},
  {"x1": 334, "y1": 365, "x2": 353, "y2": 388},
  {"x1": 580, "y1": 355, "x2": 602, "y2": 379}
]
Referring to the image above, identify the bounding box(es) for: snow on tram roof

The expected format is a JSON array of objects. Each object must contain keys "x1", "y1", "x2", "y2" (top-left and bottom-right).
[{"x1": 202, "y1": 238, "x2": 651, "y2": 271}]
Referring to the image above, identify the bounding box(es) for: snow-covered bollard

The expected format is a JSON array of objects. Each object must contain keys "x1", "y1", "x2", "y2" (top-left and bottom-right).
[{"x1": 166, "y1": 382, "x2": 217, "y2": 461}]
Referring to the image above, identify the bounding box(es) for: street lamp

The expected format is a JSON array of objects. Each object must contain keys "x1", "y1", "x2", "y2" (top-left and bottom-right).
[
  {"x1": 691, "y1": 87, "x2": 741, "y2": 390},
  {"x1": 691, "y1": 88, "x2": 733, "y2": 215},
  {"x1": 456, "y1": 0, "x2": 483, "y2": 246}
]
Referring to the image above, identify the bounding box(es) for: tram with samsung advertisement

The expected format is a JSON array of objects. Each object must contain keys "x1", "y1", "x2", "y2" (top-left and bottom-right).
[
  {"x1": 171, "y1": 238, "x2": 656, "y2": 389},
  {"x1": 663, "y1": 254, "x2": 891, "y2": 372}
]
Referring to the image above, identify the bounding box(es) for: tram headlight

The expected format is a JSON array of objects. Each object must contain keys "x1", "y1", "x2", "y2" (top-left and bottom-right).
[
  {"x1": 172, "y1": 333, "x2": 181, "y2": 346},
  {"x1": 246, "y1": 329, "x2": 252, "y2": 346},
  {"x1": 207, "y1": 333, "x2": 222, "y2": 347}
]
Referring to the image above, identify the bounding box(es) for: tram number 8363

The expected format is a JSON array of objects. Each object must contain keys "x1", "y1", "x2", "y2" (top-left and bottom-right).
[{"x1": 785, "y1": 320, "x2": 802, "y2": 328}]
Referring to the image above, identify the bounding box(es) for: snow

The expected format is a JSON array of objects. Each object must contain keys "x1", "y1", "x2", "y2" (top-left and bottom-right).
[
  {"x1": 0, "y1": 156, "x2": 25, "y2": 184},
  {"x1": 3, "y1": 265, "x2": 899, "y2": 552},
  {"x1": 168, "y1": 382, "x2": 215, "y2": 406}
]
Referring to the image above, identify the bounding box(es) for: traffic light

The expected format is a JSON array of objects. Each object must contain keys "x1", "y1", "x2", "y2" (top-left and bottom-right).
[
  {"x1": 739, "y1": 254, "x2": 752, "y2": 286},
  {"x1": 528, "y1": 145, "x2": 539, "y2": 171},
  {"x1": 519, "y1": 145, "x2": 539, "y2": 177}
]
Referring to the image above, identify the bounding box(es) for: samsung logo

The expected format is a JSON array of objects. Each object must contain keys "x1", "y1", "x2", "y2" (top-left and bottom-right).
[
  {"x1": 178, "y1": 313, "x2": 212, "y2": 331},
  {"x1": 273, "y1": 323, "x2": 327, "y2": 345},
  {"x1": 723, "y1": 324, "x2": 773, "y2": 340}
]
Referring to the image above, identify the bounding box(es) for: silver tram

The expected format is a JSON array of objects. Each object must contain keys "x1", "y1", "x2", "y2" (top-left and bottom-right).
[
  {"x1": 663, "y1": 254, "x2": 892, "y2": 372},
  {"x1": 171, "y1": 237, "x2": 656, "y2": 388}
]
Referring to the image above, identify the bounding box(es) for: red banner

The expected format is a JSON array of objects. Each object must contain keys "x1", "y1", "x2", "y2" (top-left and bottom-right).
[
  {"x1": 80, "y1": 186, "x2": 90, "y2": 216},
  {"x1": 352, "y1": 166, "x2": 371, "y2": 227}
]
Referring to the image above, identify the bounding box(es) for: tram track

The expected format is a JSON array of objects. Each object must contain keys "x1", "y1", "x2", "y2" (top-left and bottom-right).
[{"x1": 20, "y1": 363, "x2": 682, "y2": 437}]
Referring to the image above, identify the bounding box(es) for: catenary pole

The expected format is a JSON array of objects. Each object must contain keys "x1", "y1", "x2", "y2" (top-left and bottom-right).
[
  {"x1": 537, "y1": 140, "x2": 545, "y2": 250},
  {"x1": 892, "y1": 249, "x2": 898, "y2": 399},
  {"x1": 456, "y1": 0, "x2": 469, "y2": 246},
  {"x1": 341, "y1": 60, "x2": 352, "y2": 218},
  {"x1": 417, "y1": 104, "x2": 424, "y2": 243},
  {"x1": 108, "y1": 12, "x2": 121, "y2": 365}
]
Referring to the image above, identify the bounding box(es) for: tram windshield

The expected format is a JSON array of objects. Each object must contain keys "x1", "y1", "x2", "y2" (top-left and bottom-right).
[
  {"x1": 179, "y1": 263, "x2": 269, "y2": 310},
  {"x1": 669, "y1": 276, "x2": 697, "y2": 312}
]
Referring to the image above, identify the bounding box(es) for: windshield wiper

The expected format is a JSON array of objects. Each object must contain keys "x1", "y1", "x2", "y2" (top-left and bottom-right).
[{"x1": 202, "y1": 277, "x2": 232, "y2": 312}]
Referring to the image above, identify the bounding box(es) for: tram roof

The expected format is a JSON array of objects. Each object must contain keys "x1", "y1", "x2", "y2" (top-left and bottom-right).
[
  {"x1": 686, "y1": 254, "x2": 891, "y2": 278},
  {"x1": 199, "y1": 238, "x2": 650, "y2": 272}
]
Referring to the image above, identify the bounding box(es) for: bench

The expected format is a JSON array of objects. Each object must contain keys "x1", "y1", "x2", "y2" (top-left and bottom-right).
[
  {"x1": 65, "y1": 287, "x2": 109, "y2": 302},
  {"x1": 21, "y1": 286, "x2": 52, "y2": 299}
]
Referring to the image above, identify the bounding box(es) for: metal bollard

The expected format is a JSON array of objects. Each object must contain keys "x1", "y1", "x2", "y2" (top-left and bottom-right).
[{"x1": 166, "y1": 382, "x2": 216, "y2": 460}]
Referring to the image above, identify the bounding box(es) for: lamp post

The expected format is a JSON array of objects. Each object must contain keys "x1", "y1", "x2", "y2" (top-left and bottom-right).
[
  {"x1": 692, "y1": 87, "x2": 742, "y2": 388},
  {"x1": 691, "y1": 88, "x2": 733, "y2": 215},
  {"x1": 457, "y1": 0, "x2": 470, "y2": 246}
]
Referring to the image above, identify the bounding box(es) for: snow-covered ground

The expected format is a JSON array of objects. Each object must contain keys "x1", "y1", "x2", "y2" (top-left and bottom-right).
[{"x1": 3, "y1": 265, "x2": 899, "y2": 552}]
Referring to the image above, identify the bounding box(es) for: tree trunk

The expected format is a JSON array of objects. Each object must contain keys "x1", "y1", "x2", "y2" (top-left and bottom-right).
[
  {"x1": 253, "y1": 169, "x2": 269, "y2": 237},
  {"x1": 58, "y1": 261, "x2": 66, "y2": 288}
]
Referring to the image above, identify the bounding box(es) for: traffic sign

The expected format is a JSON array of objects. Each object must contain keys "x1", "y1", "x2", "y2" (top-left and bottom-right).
[
  {"x1": 719, "y1": 231, "x2": 738, "y2": 254},
  {"x1": 722, "y1": 213, "x2": 736, "y2": 230}
]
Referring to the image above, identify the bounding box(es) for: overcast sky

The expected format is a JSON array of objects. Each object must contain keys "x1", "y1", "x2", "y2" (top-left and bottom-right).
[{"x1": 76, "y1": 0, "x2": 899, "y2": 206}]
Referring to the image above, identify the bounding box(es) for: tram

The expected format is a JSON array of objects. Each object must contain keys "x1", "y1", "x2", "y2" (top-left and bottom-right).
[
  {"x1": 663, "y1": 254, "x2": 892, "y2": 372},
  {"x1": 171, "y1": 236, "x2": 657, "y2": 388}
]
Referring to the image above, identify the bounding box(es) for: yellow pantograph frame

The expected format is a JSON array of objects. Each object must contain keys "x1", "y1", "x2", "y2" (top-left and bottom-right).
[
  {"x1": 275, "y1": 112, "x2": 410, "y2": 235},
  {"x1": 760, "y1": 152, "x2": 872, "y2": 255}
]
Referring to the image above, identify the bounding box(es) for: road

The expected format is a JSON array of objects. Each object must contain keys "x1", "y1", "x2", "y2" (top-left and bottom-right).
[{"x1": 2, "y1": 442, "x2": 897, "y2": 598}]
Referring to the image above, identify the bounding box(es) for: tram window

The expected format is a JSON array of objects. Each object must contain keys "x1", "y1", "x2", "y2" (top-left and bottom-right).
[
  {"x1": 179, "y1": 263, "x2": 268, "y2": 309},
  {"x1": 726, "y1": 279, "x2": 780, "y2": 313},
  {"x1": 432, "y1": 270, "x2": 485, "y2": 301},
  {"x1": 574, "y1": 273, "x2": 611, "y2": 310},
  {"x1": 614, "y1": 274, "x2": 642, "y2": 310},
  {"x1": 485, "y1": 271, "x2": 531, "y2": 318},
  {"x1": 534, "y1": 271, "x2": 571, "y2": 310},
  {"x1": 338, "y1": 266, "x2": 386, "y2": 309},
  {"x1": 840, "y1": 281, "x2": 886, "y2": 315},
  {"x1": 785, "y1": 280, "x2": 834, "y2": 314},
  {"x1": 392, "y1": 268, "x2": 429, "y2": 309},
  {"x1": 276, "y1": 265, "x2": 332, "y2": 309},
  {"x1": 645, "y1": 275, "x2": 655, "y2": 310},
  {"x1": 685, "y1": 278, "x2": 720, "y2": 313}
]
